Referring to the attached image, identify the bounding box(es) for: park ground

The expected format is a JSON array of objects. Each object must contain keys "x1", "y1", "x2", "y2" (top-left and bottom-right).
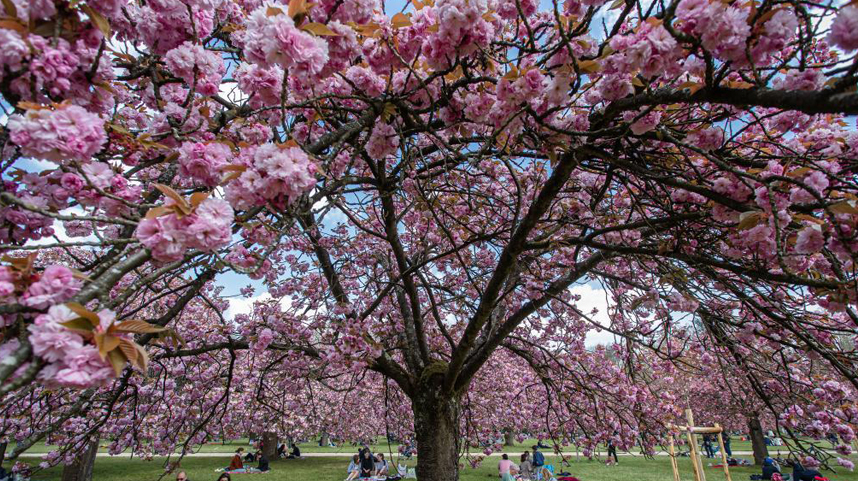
[
  {"x1": 23, "y1": 455, "x2": 858, "y2": 481},
  {"x1": 12, "y1": 438, "x2": 858, "y2": 481}
]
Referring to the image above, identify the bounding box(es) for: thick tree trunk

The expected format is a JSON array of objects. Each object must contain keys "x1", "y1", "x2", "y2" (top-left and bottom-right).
[
  {"x1": 320, "y1": 433, "x2": 329, "y2": 447},
  {"x1": 262, "y1": 431, "x2": 278, "y2": 459},
  {"x1": 504, "y1": 432, "x2": 515, "y2": 446},
  {"x1": 61, "y1": 439, "x2": 99, "y2": 481},
  {"x1": 413, "y1": 387, "x2": 461, "y2": 481},
  {"x1": 747, "y1": 414, "x2": 768, "y2": 466}
]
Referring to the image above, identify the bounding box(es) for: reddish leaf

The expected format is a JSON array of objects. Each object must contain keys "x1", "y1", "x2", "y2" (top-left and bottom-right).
[
  {"x1": 107, "y1": 349, "x2": 126, "y2": 376},
  {"x1": 65, "y1": 302, "x2": 101, "y2": 327},
  {"x1": 153, "y1": 184, "x2": 191, "y2": 215},
  {"x1": 113, "y1": 320, "x2": 167, "y2": 334},
  {"x1": 118, "y1": 338, "x2": 139, "y2": 364}
]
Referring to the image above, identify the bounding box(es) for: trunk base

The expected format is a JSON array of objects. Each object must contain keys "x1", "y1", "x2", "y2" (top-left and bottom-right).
[{"x1": 61, "y1": 439, "x2": 98, "y2": 481}]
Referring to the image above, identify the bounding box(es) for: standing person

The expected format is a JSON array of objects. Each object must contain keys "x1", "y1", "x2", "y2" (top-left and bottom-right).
[
  {"x1": 228, "y1": 448, "x2": 245, "y2": 471},
  {"x1": 346, "y1": 454, "x2": 361, "y2": 481},
  {"x1": 607, "y1": 433, "x2": 619, "y2": 465},
  {"x1": 360, "y1": 448, "x2": 375, "y2": 478},
  {"x1": 498, "y1": 453, "x2": 518, "y2": 481},
  {"x1": 702, "y1": 435, "x2": 715, "y2": 458},
  {"x1": 175, "y1": 471, "x2": 189, "y2": 481},
  {"x1": 531, "y1": 445, "x2": 545, "y2": 478},
  {"x1": 518, "y1": 452, "x2": 534, "y2": 480},
  {"x1": 723, "y1": 433, "x2": 732, "y2": 457}
]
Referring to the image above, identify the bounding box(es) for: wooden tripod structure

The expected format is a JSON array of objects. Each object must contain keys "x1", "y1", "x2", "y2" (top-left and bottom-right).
[{"x1": 667, "y1": 409, "x2": 733, "y2": 481}]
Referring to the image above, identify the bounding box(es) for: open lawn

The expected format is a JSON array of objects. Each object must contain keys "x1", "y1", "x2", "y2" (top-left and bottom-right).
[
  {"x1": 9, "y1": 436, "x2": 826, "y2": 457},
  {"x1": 21, "y1": 455, "x2": 858, "y2": 481}
]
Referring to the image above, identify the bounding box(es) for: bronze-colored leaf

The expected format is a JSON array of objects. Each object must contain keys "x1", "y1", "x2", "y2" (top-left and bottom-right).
[
  {"x1": 80, "y1": 4, "x2": 111, "y2": 37},
  {"x1": 577, "y1": 60, "x2": 601, "y2": 74},
  {"x1": 59, "y1": 318, "x2": 97, "y2": 333},
  {"x1": 737, "y1": 211, "x2": 763, "y2": 230},
  {"x1": 0, "y1": 19, "x2": 26, "y2": 34},
  {"x1": 302, "y1": 22, "x2": 339, "y2": 36},
  {"x1": 118, "y1": 338, "x2": 139, "y2": 364},
  {"x1": 134, "y1": 343, "x2": 150, "y2": 372},
  {"x1": 153, "y1": 184, "x2": 191, "y2": 215},
  {"x1": 221, "y1": 171, "x2": 244, "y2": 184},
  {"x1": 96, "y1": 334, "x2": 121, "y2": 360},
  {"x1": 65, "y1": 302, "x2": 101, "y2": 327},
  {"x1": 107, "y1": 349, "x2": 126, "y2": 376},
  {"x1": 189, "y1": 191, "x2": 210, "y2": 209},
  {"x1": 829, "y1": 201, "x2": 858, "y2": 215},
  {"x1": 113, "y1": 320, "x2": 167, "y2": 334},
  {"x1": 287, "y1": 0, "x2": 310, "y2": 19},
  {"x1": 144, "y1": 206, "x2": 172, "y2": 220},
  {"x1": 2, "y1": 0, "x2": 17, "y2": 18},
  {"x1": 391, "y1": 12, "x2": 412, "y2": 28},
  {"x1": 266, "y1": 5, "x2": 284, "y2": 16}
]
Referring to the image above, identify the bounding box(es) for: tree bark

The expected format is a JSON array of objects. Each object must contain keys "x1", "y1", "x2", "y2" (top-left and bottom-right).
[
  {"x1": 747, "y1": 414, "x2": 769, "y2": 466},
  {"x1": 61, "y1": 439, "x2": 99, "y2": 481},
  {"x1": 505, "y1": 432, "x2": 515, "y2": 446},
  {"x1": 262, "y1": 431, "x2": 278, "y2": 459},
  {"x1": 0, "y1": 442, "x2": 6, "y2": 466},
  {"x1": 413, "y1": 386, "x2": 461, "y2": 481}
]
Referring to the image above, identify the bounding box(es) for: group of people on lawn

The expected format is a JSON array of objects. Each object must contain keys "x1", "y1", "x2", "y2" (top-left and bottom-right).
[
  {"x1": 346, "y1": 447, "x2": 392, "y2": 480},
  {"x1": 221, "y1": 441, "x2": 301, "y2": 474},
  {"x1": 497, "y1": 446, "x2": 550, "y2": 481}
]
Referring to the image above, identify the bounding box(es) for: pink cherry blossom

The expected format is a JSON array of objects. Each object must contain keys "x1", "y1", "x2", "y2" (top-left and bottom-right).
[
  {"x1": 8, "y1": 106, "x2": 106, "y2": 163},
  {"x1": 28, "y1": 305, "x2": 84, "y2": 363},
  {"x1": 828, "y1": 6, "x2": 858, "y2": 52},
  {"x1": 367, "y1": 123, "x2": 400, "y2": 159},
  {"x1": 178, "y1": 142, "x2": 232, "y2": 187},
  {"x1": 21, "y1": 266, "x2": 82, "y2": 309}
]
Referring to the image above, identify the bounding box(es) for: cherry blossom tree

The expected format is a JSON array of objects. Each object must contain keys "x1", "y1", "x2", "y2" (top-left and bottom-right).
[{"x1": 2, "y1": 0, "x2": 858, "y2": 479}]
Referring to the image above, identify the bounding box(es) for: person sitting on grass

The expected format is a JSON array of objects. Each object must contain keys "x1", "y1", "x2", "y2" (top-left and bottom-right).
[
  {"x1": 228, "y1": 448, "x2": 245, "y2": 472},
  {"x1": 346, "y1": 454, "x2": 361, "y2": 481},
  {"x1": 289, "y1": 443, "x2": 301, "y2": 459},
  {"x1": 217, "y1": 474, "x2": 231, "y2": 481},
  {"x1": 277, "y1": 443, "x2": 286, "y2": 458},
  {"x1": 175, "y1": 471, "x2": 189, "y2": 481},
  {"x1": 762, "y1": 457, "x2": 781, "y2": 480},
  {"x1": 518, "y1": 452, "x2": 534, "y2": 480},
  {"x1": 360, "y1": 448, "x2": 376, "y2": 478},
  {"x1": 257, "y1": 452, "x2": 270, "y2": 472},
  {"x1": 375, "y1": 453, "x2": 389, "y2": 476},
  {"x1": 792, "y1": 460, "x2": 823, "y2": 481},
  {"x1": 498, "y1": 453, "x2": 519, "y2": 481}
]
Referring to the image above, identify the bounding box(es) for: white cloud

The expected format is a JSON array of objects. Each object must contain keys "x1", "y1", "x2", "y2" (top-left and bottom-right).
[
  {"x1": 225, "y1": 291, "x2": 273, "y2": 320},
  {"x1": 570, "y1": 283, "x2": 617, "y2": 347}
]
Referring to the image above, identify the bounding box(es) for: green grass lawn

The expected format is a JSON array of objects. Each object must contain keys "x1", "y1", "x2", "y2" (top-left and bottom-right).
[
  {"x1": 20, "y1": 455, "x2": 858, "y2": 481},
  {"x1": 9, "y1": 436, "x2": 825, "y2": 458}
]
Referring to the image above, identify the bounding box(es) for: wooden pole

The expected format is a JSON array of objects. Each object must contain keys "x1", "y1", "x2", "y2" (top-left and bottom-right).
[
  {"x1": 685, "y1": 409, "x2": 705, "y2": 481},
  {"x1": 714, "y1": 424, "x2": 732, "y2": 481},
  {"x1": 669, "y1": 433, "x2": 682, "y2": 481}
]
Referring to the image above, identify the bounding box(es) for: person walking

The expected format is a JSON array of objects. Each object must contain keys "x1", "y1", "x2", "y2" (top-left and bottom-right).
[{"x1": 607, "y1": 432, "x2": 619, "y2": 465}]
